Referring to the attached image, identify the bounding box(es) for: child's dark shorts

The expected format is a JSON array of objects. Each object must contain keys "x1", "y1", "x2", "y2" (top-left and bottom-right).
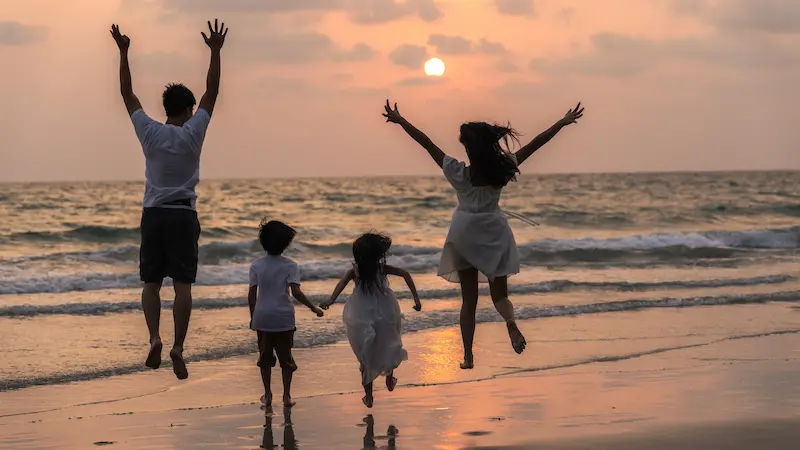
[{"x1": 256, "y1": 329, "x2": 297, "y2": 372}]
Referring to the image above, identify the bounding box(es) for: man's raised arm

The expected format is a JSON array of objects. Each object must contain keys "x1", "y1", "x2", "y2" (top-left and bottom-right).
[
  {"x1": 198, "y1": 19, "x2": 228, "y2": 117},
  {"x1": 110, "y1": 24, "x2": 142, "y2": 116}
]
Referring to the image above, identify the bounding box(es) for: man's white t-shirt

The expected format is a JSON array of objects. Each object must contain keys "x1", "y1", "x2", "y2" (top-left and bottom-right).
[
  {"x1": 131, "y1": 109, "x2": 211, "y2": 210},
  {"x1": 249, "y1": 255, "x2": 301, "y2": 332}
]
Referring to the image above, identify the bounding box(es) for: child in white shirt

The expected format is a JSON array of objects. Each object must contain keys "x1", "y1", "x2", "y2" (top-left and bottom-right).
[{"x1": 248, "y1": 219, "x2": 324, "y2": 411}]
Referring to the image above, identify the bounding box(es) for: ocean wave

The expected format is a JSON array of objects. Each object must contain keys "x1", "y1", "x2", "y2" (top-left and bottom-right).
[
  {"x1": 2, "y1": 289, "x2": 798, "y2": 391},
  {"x1": 7, "y1": 225, "x2": 800, "y2": 267},
  {"x1": 0, "y1": 274, "x2": 793, "y2": 317},
  {"x1": 3, "y1": 224, "x2": 248, "y2": 244},
  {"x1": 1, "y1": 226, "x2": 797, "y2": 294}
]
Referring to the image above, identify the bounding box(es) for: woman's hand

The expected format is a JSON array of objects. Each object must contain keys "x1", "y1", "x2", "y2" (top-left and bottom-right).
[
  {"x1": 557, "y1": 102, "x2": 584, "y2": 127},
  {"x1": 382, "y1": 100, "x2": 405, "y2": 124},
  {"x1": 319, "y1": 302, "x2": 330, "y2": 311}
]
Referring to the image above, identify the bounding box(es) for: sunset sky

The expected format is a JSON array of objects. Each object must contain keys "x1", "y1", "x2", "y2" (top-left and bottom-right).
[{"x1": 1, "y1": 0, "x2": 798, "y2": 182}]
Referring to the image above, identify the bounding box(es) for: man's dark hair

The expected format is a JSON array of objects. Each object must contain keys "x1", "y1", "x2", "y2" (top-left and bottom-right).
[
  {"x1": 258, "y1": 219, "x2": 296, "y2": 255},
  {"x1": 162, "y1": 83, "x2": 196, "y2": 117}
]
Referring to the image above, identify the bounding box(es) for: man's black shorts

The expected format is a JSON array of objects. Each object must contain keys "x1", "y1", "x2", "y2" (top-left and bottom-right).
[{"x1": 139, "y1": 207, "x2": 201, "y2": 284}]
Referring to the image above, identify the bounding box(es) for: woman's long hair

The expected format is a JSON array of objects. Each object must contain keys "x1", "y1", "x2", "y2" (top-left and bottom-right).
[
  {"x1": 459, "y1": 122, "x2": 521, "y2": 188},
  {"x1": 352, "y1": 232, "x2": 392, "y2": 295}
]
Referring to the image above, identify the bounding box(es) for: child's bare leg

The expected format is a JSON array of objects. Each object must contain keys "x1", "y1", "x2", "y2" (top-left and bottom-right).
[
  {"x1": 362, "y1": 382, "x2": 374, "y2": 408},
  {"x1": 281, "y1": 367, "x2": 295, "y2": 407},
  {"x1": 260, "y1": 365, "x2": 272, "y2": 408},
  {"x1": 489, "y1": 276, "x2": 526, "y2": 354},
  {"x1": 276, "y1": 332, "x2": 297, "y2": 407},
  {"x1": 458, "y1": 268, "x2": 479, "y2": 369}
]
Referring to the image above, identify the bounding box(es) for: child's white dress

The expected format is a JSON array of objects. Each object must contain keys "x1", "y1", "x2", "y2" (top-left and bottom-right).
[
  {"x1": 438, "y1": 155, "x2": 521, "y2": 283},
  {"x1": 343, "y1": 269, "x2": 408, "y2": 386}
]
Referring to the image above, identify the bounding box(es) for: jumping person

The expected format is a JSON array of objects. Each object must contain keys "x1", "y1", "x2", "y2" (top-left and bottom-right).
[
  {"x1": 110, "y1": 20, "x2": 228, "y2": 379},
  {"x1": 382, "y1": 99, "x2": 584, "y2": 369}
]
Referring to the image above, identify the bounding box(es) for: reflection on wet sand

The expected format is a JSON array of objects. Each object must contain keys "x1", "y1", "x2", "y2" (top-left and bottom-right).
[
  {"x1": 262, "y1": 407, "x2": 298, "y2": 450},
  {"x1": 363, "y1": 414, "x2": 398, "y2": 450}
]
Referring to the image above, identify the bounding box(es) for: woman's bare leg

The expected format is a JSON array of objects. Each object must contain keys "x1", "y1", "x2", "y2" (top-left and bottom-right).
[
  {"x1": 489, "y1": 276, "x2": 526, "y2": 354},
  {"x1": 363, "y1": 381, "x2": 374, "y2": 408},
  {"x1": 458, "y1": 268, "x2": 479, "y2": 369}
]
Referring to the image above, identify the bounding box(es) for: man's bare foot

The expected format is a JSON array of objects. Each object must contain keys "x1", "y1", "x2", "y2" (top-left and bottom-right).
[
  {"x1": 170, "y1": 348, "x2": 188, "y2": 380},
  {"x1": 460, "y1": 354, "x2": 474, "y2": 369},
  {"x1": 362, "y1": 395, "x2": 374, "y2": 408},
  {"x1": 145, "y1": 340, "x2": 162, "y2": 369},
  {"x1": 260, "y1": 394, "x2": 272, "y2": 405},
  {"x1": 283, "y1": 395, "x2": 296, "y2": 407},
  {"x1": 386, "y1": 375, "x2": 398, "y2": 392},
  {"x1": 507, "y1": 321, "x2": 527, "y2": 354}
]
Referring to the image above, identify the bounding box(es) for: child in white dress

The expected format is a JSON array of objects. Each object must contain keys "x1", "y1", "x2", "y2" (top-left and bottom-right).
[
  {"x1": 320, "y1": 233, "x2": 422, "y2": 408},
  {"x1": 382, "y1": 99, "x2": 584, "y2": 369}
]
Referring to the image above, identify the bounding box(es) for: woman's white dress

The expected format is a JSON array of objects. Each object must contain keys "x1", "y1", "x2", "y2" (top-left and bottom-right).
[
  {"x1": 343, "y1": 270, "x2": 408, "y2": 386},
  {"x1": 438, "y1": 155, "x2": 521, "y2": 283}
]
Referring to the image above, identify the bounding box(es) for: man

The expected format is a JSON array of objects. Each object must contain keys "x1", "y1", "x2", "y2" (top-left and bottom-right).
[{"x1": 110, "y1": 20, "x2": 228, "y2": 380}]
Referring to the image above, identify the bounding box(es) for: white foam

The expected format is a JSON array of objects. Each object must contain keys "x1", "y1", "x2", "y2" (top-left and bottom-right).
[{"x1": 0, "y1": 275, "x2": 793, "y2": 317}]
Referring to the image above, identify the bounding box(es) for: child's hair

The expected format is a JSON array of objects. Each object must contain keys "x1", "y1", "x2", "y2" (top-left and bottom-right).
[
  {"x1": 459, "y1": 121, "x2": 521, "y2": 188},
  {"x1": 352, "y1": 232, "x2": 392, "y2": 294},
  {"x1": 258, "y1": 219, "x2": 296, "y2": 255}
]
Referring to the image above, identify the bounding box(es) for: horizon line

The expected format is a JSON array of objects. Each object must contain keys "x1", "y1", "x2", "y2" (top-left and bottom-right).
[{"x1": 1, "y1": 167, "x2": 799, "y2": 185}]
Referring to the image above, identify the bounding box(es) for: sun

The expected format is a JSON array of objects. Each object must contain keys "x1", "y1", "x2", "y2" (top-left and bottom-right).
[{"x1": 424, "y1": 57, "x2": 446, "y2": 76}]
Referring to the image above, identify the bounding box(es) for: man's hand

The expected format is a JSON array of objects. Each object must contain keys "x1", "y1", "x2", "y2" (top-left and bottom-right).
[
  {"x1": 201, "y1": 19, "x2": 228, "y2": 51},
  {"x1": 110, "y1": 24, "x2": 130, "y2": 53}
]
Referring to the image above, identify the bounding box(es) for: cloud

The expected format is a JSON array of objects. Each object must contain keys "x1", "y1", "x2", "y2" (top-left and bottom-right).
[
  {"x1": 669, "y1": 0, "x2": 800, "y2": 34},
  {"x1": 495, "y1": 59, "x2": 520, "y2": 73},
  {"x1": 162, "y1": 0, "x2": 343, "y2": 13},
  {"x1": 557, "y1": 7, "x2": 575, "y2": 24},
  {"x1": 427, "y1": 34, "x2": 508, "y2": 56},
  {"x1": 395, "y1": 76, "x2": 449, "y2": 86},
  {"x1": 243, "y1": 32, "x2": 375, "y2": 64},
  {"x1": 494, "y1": 0, "x2": 535, "y2": 17},
  {"x1": 530, "y1": 31, "x2": 800, "y2": 78},
  {"x1": 261, "y1": 75, "x2": 388, "y2": 97},
  {"x1": 389, "y1": 44, "x2": 429, "y2": 69},
  {"x1": 427, "y1": 34, "x2": 472, "y2": 55},
  {"x1": 348, "y1": 0, "x2": 443, "y2": 24},
  {"x1": 0, "y1": 21, "x2": 47, "y2": 46}
]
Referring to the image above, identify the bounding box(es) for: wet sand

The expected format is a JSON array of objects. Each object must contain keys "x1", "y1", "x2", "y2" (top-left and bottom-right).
[{"x1": 1, "y1": 304, "x2": 799, "y2": 449}]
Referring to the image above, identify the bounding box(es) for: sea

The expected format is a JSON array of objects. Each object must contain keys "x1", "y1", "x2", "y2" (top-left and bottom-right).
[{"x1": 1, "y1": 171, "x2": 799, "y2": 392}]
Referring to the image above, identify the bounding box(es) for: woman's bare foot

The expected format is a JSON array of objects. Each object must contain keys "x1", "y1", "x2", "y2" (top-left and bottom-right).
[
  {"x1": 283, "y1": 395, "x2": 296, "y2": 407},
  {"x1": 460, "y1": 353, "x2": 474, "y2": 369},
  {"x1": 169, "y1": 348, "x2": 189, "y2": 380},
  {"x1": 362, "y1": 395, "x2": 374, "y2": 408},
  {"x1": 386, "y1": 375, "x2": 398, "y2": 392},
  {"x1": 507, "y1": 321, "x2": 527, "y2": 354},
  {"x1": 260, "y1": 394, "x2": 272, "y2": 405},
  {"x1": 145, "y1": 340, "x2": 162, "y2": 369}
]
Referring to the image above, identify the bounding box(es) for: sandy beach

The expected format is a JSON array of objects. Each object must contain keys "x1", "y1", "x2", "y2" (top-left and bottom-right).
[{"x1": 2, "y1": 302, "x2": 798, "y2": 449}]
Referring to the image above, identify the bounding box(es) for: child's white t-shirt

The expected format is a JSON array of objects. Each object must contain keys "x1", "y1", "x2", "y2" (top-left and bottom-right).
[{"x1": 249, "y1": 254, "x2": 301, "y2": 332}]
